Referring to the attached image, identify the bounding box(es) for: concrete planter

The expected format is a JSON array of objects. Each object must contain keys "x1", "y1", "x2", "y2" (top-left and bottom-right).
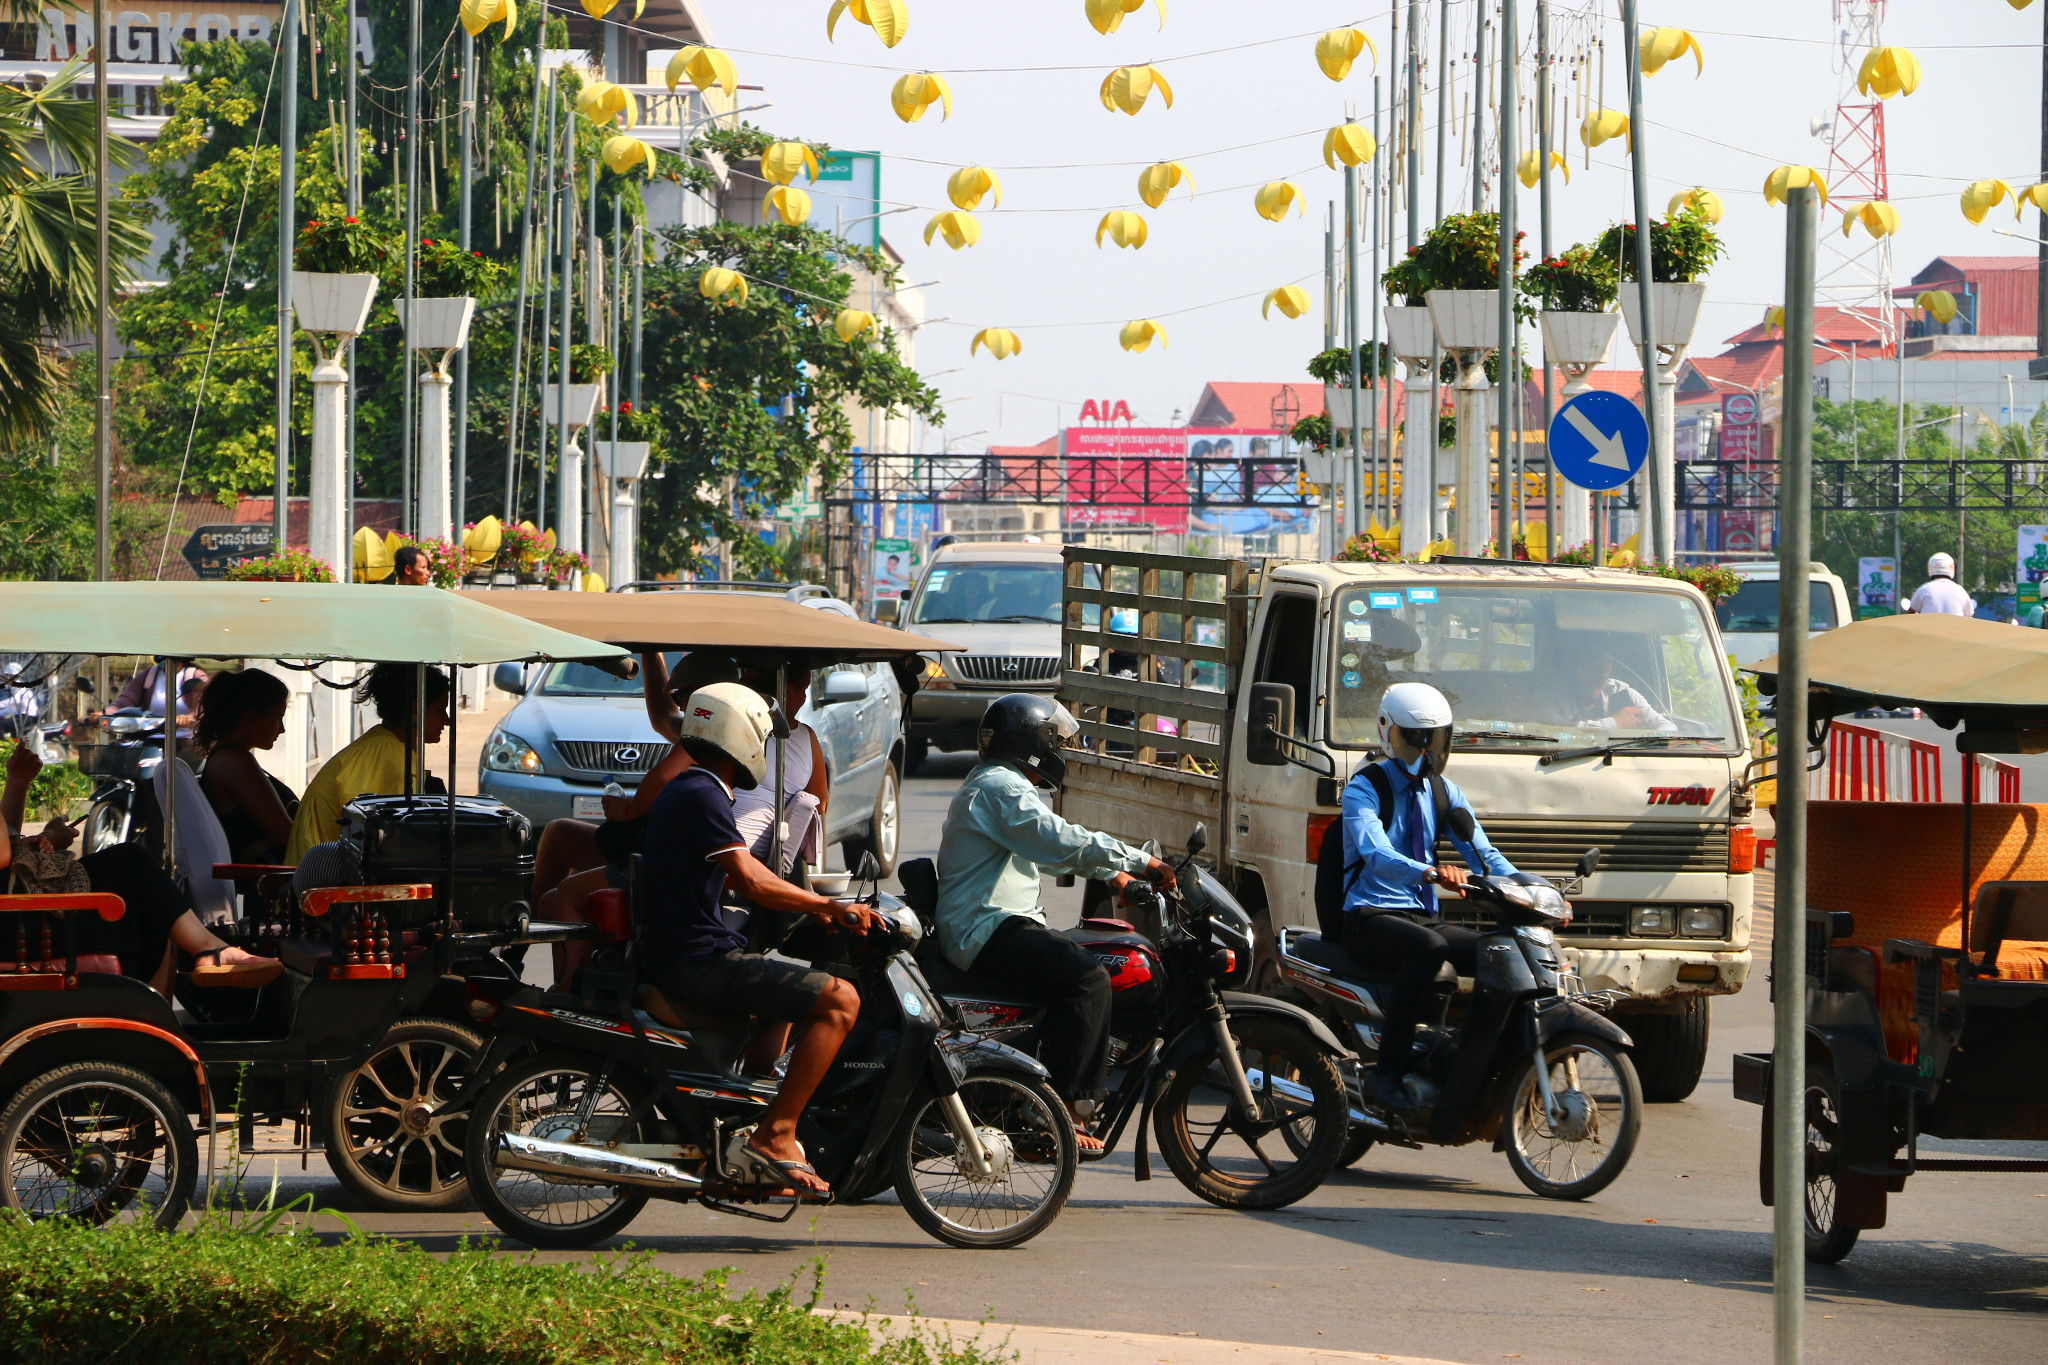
[
  {"x1": 539, "y1": 381, "x2": 605, "y2": 430},
  {"x1": 393, "y1": 296, "x2": 476, "y2": 352},
  {"x1": 1618, "y1": 281, "x2": 1707, "y2": 351},
  {"x1": 290, "y1": 271, "x2": 378, "y2": 335},
  {"x1": 594, "y1": 439, "x2": 652, "y2": 483},
  {"x1": 1384, "y1": 305, "x2": 1437, "y2": 362},
  {"x1": 1540, "y1": 310, "x2": 1621, "y2": 369},
  {"x1": 1425, "y1": 289, "x2": 1501, "y2": 352}
]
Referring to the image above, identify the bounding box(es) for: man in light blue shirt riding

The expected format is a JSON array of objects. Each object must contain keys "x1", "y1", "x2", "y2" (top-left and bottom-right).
[{"x1": 936, "y1": 693, "x2": 1174, "y2": 1145}]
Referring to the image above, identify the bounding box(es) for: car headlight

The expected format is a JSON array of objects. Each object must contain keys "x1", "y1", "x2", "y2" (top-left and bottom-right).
[
  {"x1": 484, "y1": 729, "x2": 542, "y2": 774},
  {"x1": 1679, "y1": 905, "x2": 1728, "y2": 939},
  {"x1": 1630, "y1": 904, "x2": 1677, "y2": 938}
]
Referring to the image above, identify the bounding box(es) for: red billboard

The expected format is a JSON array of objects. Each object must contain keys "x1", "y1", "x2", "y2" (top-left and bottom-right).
[{"x1": 1062, "y1": 426, "x2": 1189, "y2": 530}]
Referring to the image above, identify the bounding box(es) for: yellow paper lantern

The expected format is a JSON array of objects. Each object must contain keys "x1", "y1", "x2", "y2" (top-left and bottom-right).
[
  {"x1": 1100, "y1": 64, "x2": 1173, "y2": 115},
  {"x1": 602, "y1": 135, "x2": 653, "y2": 176},
  {"x1": 1961, "y1": 178, "x2": 2013, "y2": 225},
  {"x1": 891, "y1": 71, "x2": 953, "y2": 123},
  {"x1": 827, "y1": 0, "x2": 909, "y2": 47},
  {"x1": 766, "y1": 184, "x2": 812, "y2": 225},
  {"x1": 1323, "y1": 123, "x2": 1377, "y2": 169},
  {"x1": 1137, "y1": 160, "x2": 1193, "y2": 208},
  {"x1": 353, "y1": 526, "x2": 393, "y2": 582},
  {"x1": 1118, "y1": 319, "x2": 1168, "y2": 353},
  {"x1": 760, "y1": 142, "x2": 820, "y2": 187},
  {"x1": 581, "y1": 571, "x2": 606, "y2": 593},
  {"x1": 1095, "y1": 209, "x2": 1149, "y2": 249},
  {"x1": 1516, "y1": 149, "x2": 1569, "y2": 188},
  {"x1": 971, "y1": 327, "x2": 1022, "y2": 359},
  {"x1": 1086, "y1": 0, "x2": 1163, "y2": 35},
  {"x1": 834, "y1": 309, "x2": 877, "y2": 342},
  {"x1": 580, "y1": 0, "x2": 618, "y2": 16},
  {"x1": 1638, "y1": 27, "x2": 1702, "y2": 77},
  {"x1": 1580, "y1": 108, "x2": 1630, "y2": 151},
  {"x1": 1840, "y1": 200, "x2": 1899, "y2": 239},
  {"x1": 1917, "y1": 289, "x2": 1959, "y2": 325},
  {"x1": 665, "y1": 46, "x2": 738, "y2": 98},
  {"x1": 1254, "y1": 180, "x2": 1306, "y2": 221},
  {"x1": 924, "y1": 209, "x2": 982, "y2": 250},
  {"x1": 2015, "y1": 183, "x2": 2048, "y2": 218},
  {"x1": 1762, "y1": 305, "x2": 1785, "y2": 335},
  {"x1": 1668, "y1": 187, "x2": 1721, "y2": 222},
  {"x1": 576, "y1": 81, "x2": 637, "y2": 129},
  {"x1": 1763, "y1": 164, "x2": 1829, "y2": 208},
  {"x1": 1314, "y1": 27, "x2": 1377, "y2": 82},
  {"x1": 1855, "y1": 46, "x2": 1921, "y2": 99},
  {"x1": 947, "y1": 166, "x2": 1003, "y2": 211},
  {"x1": 1262, "y1": 285, "x2": 1311, "y2": 320},
  {"x1": 699, "y1": 267, "x2": 748, "y2": 305},
  {"x1": 462, "y1": 516, "x2": 503, "y2": 568},
  {"x1": 458, "y1": 0, "x2": 513, "y2": 40}
]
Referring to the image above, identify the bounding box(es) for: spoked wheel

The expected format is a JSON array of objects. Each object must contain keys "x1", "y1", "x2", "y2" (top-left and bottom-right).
[
  {"x1": 893, "y1": 1069, "x2": 1076, "y2": 1248},
  {"x1": 463, "y1": 1051, "x2": 650, "y2": 1249},
  {"x1": 83, "y1": 801, "x2": 129, "y2": 855},
  {"x1": 1803, "y1": 1062, "x2": 1859, "y2": 1264},
  {"x1": 1502, "y1": 1032, "x2": 1642, "y2": 1200},
  {"x1": 1155, "y1": 1017, "x2": 1347, "y2": 1210},
  {"x1": 0, "y1": 1063, "x2": 196, "y2": 1229},
  {"x1": 319, "y1": 1017, "x2": 486, "y2": 1211}
]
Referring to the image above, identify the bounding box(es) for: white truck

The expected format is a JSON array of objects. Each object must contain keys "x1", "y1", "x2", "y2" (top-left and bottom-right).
[{"x1": 1056, "y1": 547, "x2": 1758, "y2": 1101}]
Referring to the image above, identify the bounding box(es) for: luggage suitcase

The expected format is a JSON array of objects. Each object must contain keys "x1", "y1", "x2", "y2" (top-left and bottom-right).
[{"x1": 337, "y1": 795, "x2": 534, "y2": 927}]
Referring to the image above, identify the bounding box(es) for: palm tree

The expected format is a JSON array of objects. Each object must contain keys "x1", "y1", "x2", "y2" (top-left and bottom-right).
[{"x1": 0, "y1": 59, "x2": 151, "y2": 448}]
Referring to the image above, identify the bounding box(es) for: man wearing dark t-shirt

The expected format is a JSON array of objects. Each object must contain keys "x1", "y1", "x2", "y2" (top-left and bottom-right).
[{"x1": 642, "y1": 682, "x2": 887, "y2": 1199}]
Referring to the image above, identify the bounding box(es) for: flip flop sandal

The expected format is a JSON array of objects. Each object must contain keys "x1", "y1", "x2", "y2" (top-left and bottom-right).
[
  {"x1": 730, "y1": 1143, "x2": 833, "y2": 1202},
  {"x1": 191, "y1": 948, "x2": 282, "y2": 989}
]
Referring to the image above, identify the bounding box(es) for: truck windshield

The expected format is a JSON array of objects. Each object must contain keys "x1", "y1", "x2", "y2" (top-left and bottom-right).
[
  {"x1": 1326, "y1": 584, "x2": 1741, "y2": 750},
  {"x1": 909, "y1": 563, "x2": 1062, "y2": 624}
]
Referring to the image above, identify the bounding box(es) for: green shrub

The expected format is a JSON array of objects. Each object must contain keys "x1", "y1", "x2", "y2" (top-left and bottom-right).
[
  {"x1": 0, "y1": 742, "x2": 90, "y2": 821},
  {"x1": 0, "y1": 1219, "x2": 1011, "y2": 1365}
]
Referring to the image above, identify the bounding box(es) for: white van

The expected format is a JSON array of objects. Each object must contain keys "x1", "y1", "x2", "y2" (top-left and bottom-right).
[{"x1": 1714, "y1": 562, "x2": 1852, "y2": 669}]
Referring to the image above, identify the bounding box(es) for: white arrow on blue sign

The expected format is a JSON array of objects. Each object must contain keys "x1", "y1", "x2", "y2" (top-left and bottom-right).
[{"x1": 1547, "y1": 390, "x2": 1650, "y2": 492}]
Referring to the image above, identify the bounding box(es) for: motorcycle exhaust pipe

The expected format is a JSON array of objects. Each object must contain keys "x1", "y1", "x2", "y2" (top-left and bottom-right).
[
  {"x1": 494, "y1": 1132, "x2": 705, "y2": 1194},
  {"x1": 1249, "y1": 1067, "x2": 1391, "y2": 1134}
]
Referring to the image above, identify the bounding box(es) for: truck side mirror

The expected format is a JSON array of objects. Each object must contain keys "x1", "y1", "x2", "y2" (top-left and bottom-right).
[
  {"x1": 1576, "y1": 848, "x2": 1601, "y2": 879},
  {"x1": 1246, "y1": 682, "x2": 1295, "y2": 766},
  {"x1": 492, "y1": 662, "x2": 528, "y2": 696}
]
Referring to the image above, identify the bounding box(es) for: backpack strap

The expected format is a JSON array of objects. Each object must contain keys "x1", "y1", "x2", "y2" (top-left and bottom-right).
[{"x1": 1336, "y1": 763, "x2": 1396, "y2": 906}]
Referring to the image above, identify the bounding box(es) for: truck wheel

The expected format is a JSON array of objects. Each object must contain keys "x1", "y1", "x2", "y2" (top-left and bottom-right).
[{"x1": 1624, "y1": 998, "x2": 1710, "y2": 1102}]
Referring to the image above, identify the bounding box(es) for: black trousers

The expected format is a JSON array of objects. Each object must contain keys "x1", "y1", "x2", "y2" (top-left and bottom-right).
[
  {"x1": 1342, "y1": 909, "x2": 1483, "y2": 1077},
  {"x1": 970, "y1": 916, "x2": 1113, "y2": 1108},
  {"x1": 74, "y1": 842, "x2": 188, "y2": 979}
]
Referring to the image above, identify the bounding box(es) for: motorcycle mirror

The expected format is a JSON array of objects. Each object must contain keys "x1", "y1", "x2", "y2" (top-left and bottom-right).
[
  {"x1": 767, "y1": 700, "x2": 791, "y2": 741},
  {"x1": 73, "y1": 673, "x2": 94, "y2": 696},
  {"x1": 1575, "y1": 848, "x2": 1601, "y2": 879},
  {"x1": 856, "y1": 851, "x2": 880, "y2": 884},
  {"x1": 1447, "y1": 807, "x2": 1477, "y2": 843},
  {"x1": 1184, "y1": 824, "x2": 1207, "y2": 861}
]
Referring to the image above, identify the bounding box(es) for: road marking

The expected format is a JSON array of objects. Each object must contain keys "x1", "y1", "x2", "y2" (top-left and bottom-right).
[
  {"x1": 1563, "y1": 405, "x2": 1631, "y2": 470},
  {"x1": 834, "y1": 1313, "x2": 1477, "y2": 1365}
]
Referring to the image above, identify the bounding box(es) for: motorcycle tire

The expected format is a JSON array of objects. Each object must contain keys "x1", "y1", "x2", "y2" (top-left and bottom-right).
[
  {"x1": 318, "y1": 1017, "x2": 486, "y2": 1212},
  {"x1": 463, "y1": 1050, "x2": 651, "y2": 1249},
  {"x1": 1802, "y1": 1061, "x2": 1860, "y2": 1264},
  {"x1": 892, "y1": 1068, "x2": 1076, "y2": 1249},
  {"x1": 1154, "y1": 1016, "x2": 1347, "y2": 1211},
  {"x1": 1501, "y1": 1031, "x2": 1643, "y2": 1201},
  {"x1": 83, "y1": 801, "x2": 129, "y2": 855},
  {"x1": 1337, "y1": 1129, "x2": 1376, "y2": 1169}
]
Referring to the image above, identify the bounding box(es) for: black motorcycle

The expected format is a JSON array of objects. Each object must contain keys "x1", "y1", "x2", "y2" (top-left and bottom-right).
[
  {"x1": 455, "y1": 859, "x2": 1079, "y2": 1250},
  {"x1": 905, "y1": 824, "x2": 1351, "y2": 1211},
  {"x1": 77, "y1": 710, "x2": 166, "y2": 855},
  {"x1": 1277, "y1": 824, "x2": 1643, "y2": 1200}
]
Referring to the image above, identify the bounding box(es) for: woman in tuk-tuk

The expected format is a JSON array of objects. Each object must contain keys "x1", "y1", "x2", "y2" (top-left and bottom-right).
[
  {"x1": 193, "y1": 668, "x2": 299, "y2": 865},
  {"x1": 288, "y1": 663, "x2": 450, "y2": 891}
]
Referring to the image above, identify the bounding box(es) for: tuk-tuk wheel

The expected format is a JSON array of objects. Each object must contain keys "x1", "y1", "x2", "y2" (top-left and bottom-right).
[
  {"x1": 1804, "y1": 1062, "x2": 1860, "y2": 1264},
  {"x1": 317, "y1": 1017, "x2": 488, "y2": 1212},
  {"x1": 0, "y1": 1061, "x2": 197, "y2": 1229}
]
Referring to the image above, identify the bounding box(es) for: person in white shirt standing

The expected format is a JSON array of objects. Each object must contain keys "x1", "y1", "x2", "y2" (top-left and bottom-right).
[
  {"x1": 1904, "y1": 552, "x2": 1976, "y2": 618},
  {"x1": 0, "y1": 662, "x2": 39, "y2": 749}
]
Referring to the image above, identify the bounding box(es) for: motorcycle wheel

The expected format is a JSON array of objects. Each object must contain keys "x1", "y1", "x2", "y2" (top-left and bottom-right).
[
  {"x1": 0, "y1": 1062, "x2": 196, "y2": 1230},
  {"x1": 463, "y1": 1050, "x2": 651, "y2": 1249},
  {"x1": 892, "y1": 1069, "x2": 1076, "y2": 1249},
  {"x1": 1337, "y1": 1129, "x2": 1376, "y2": 1169},
  {"x1": 1802, "y1": 1062, "x2": 1859, "y2": 1264},
  {"x1": 83, "y1": 801, "x2": 129, "y2": 855},
  {"x1": 1502, "y1": 1032, "x2": 1642, "y2": 1200},
  {"x1": 1154, "y1": 1016, "x2": 1347, "y2": 1210},
  {"x1": 318, "y1": 1017, "x2": 486, "y2": 1211}
]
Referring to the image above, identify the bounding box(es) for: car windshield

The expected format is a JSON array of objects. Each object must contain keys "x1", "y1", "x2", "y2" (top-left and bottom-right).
[
  {"x1": 1327, "y1": 583, "x2": 1741, "y2": 750},
  {"x1": 1714, "y1": 578, "x2": 1839, "y2": 633},
  {"x1": 909, "y1": 562, "x2": 1061, "y2": 624},
  {"x1": 540, "y1": 651, "x2": 683, "y2": 696}
]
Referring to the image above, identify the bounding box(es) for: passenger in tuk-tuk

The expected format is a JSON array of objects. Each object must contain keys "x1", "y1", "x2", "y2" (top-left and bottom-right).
[
  {"x1": 731, "y1": 660, "x2": 831, "y2": 875},
  {"x1": 194, "y1": 668, "x2": 300, "y2": 865},
  {"x1": 288, "y1": 664, "x2": 451, "y2": 891},
  {"x1": 0, "y1": 743, "x2": 281, "y2": 992}
]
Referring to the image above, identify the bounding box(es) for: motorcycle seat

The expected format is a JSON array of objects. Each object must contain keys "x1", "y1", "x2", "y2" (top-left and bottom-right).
[
  {"x1": 912, "y1": 939, "x2": 1038, "y2": 1003},
  {"x1": 635, "y1": 982, "x2": 752, "y2": 1035},
  {"x1": 1287, "y1": 931, "x2": 1457, "y2": 988}
]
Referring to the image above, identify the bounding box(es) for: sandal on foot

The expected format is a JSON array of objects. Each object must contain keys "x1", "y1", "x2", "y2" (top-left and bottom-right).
[
  {"x1": 191, "y1": 948, "x2": 282, "y2": 989},
  {"x1": 730, "y1": 1142, "x2": 833, "y2": 1201}
]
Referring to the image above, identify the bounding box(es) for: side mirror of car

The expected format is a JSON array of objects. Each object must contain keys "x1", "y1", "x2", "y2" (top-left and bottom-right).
[
  {"x1": 492, "y1": 662, "x2": 528, "y2": 696},
  {"x1": 1575, "y1": 847, "x2": 1602, "y2": 879},
  {"x1": 819, "y1": 670, "x2": 870, "y2": 705},
  {"x1": 1246, "y1": 682, "x2": 1294, "y2": 766}
]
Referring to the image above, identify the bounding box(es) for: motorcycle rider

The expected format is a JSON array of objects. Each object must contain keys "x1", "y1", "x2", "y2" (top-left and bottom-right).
[
  {"x1": 935, "y1": 693, "x2": 1176, "y2": 1148},
  {"x1": 1903, "y1": 551, "x2": 1975, "y2": 618},
  {"x1": 1338, "y1": 682, "x2": 1531, "y2": 1114}
]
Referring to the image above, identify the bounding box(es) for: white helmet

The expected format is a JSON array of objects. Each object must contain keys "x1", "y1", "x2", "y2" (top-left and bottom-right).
[
  {"x1": 1377, "y1": 681, "x2": 1455, "y2": 775},
  {"x1": 1927, "y1": 552, "x2": 1956, "y2": 579},
  {"x1": 679, "y1": 681, "x2": 772, "y2": 790}
]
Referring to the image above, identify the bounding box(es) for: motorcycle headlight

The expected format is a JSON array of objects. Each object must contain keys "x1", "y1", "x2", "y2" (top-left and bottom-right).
[
  {"x1": 1501, "y1": 879, "x2": 1568, "y2": 918},
  {"x1": 483, "y1": 730, "x2": 543, "y2": 774}
]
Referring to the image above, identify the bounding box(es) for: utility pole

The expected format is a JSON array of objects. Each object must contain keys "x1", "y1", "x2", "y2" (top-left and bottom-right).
[
  {"x1": 2038, "y1": 0, "x2": 2046, "y2": 360},
  {"x1": 274, "y1": 0, "x2": 299, "y2": 549},
  {"x1": 1406, "y1": 0, "x2": 1421, "y2": 250},
  {"x1": 92, "y1": 0, "x2": 111, "y2": 617},
  {"x1": 401, "y1": 0, "x2": 421, "y2": 534},
  {"x1": 1431, "y1": 0, "x2": 1449, "y2": 541},
  {"x1": 1537, "y1": 0, "x2": 1558, "y2": 552},
  {"x1": 554, "y1": 91, "x2": 575, "y2": 543},
  {"x1": 536, "y1": 74, "x2": 559, "y2": 536},
  {"x1": 631, "y1": 221, "x2": 644, "y2": 409},
  {"x1": 1471, "y1": 4, "x2": 1487, "y2": 213},
  {"x1": 1369, "y1": 76, "x2": 1383, "y2": 529},
  {"x1": 1345, "y1": 163, "x2": 1363, "y2": 543},
  {"x1": 456, "y1": 29, "x2": 475, "y2": 535},
  {"x1": 346, "y1": 0, "x2": 359, "y2": 546},
  {"x1": 1621, "y1": 0, "x2": 1664, "y2": 563},
  {"x1": 506, "y1": 21, "x2": 548, "y2": 521},
  {"x1": 1496, "y1": 0, "x2": 1517, "y2": 560}
]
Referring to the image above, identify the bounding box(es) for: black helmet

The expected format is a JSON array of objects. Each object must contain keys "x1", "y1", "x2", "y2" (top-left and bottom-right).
[{"x1": 978, "y1": 693, "x2": 1079, "y2": 789}]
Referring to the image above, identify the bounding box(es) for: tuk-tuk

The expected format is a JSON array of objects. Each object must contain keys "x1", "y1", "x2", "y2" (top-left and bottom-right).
[
  {"x1": 1735, "y1": 613, "x2": 2048, "y2": 1261},
  {"x1": 0, "y1": 581, "x2": 628, "y2": 1225}
]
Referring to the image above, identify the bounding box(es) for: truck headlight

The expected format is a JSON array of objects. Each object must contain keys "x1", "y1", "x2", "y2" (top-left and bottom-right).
[
  {"x1": 1629, "y1": 905, "x2": 1676, "y2": 938},
  {"x1": 484, "y1": 730, "x2": 542, "y2": 774},
  {"x1": 1679, "y1": 905, "x2": 1727, "y2": 939}
]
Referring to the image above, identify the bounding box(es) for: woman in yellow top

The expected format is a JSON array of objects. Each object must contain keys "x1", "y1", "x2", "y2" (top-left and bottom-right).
[{"x1": 288, "y1": 664, "x2": 450, "y2": 890}]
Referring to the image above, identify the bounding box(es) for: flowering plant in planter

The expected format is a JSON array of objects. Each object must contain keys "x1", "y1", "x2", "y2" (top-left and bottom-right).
[
  {"x1": 1289, "y1": 413, "x2": 1332, "y2": 452},
  {"x1": 1411, "y1": 211, "x2": 1530, "y2": 297},
  {"x1": 224, "y1": 549, "x2": 337, "y2": 583},
  {"x1": 544, "y1": 547, "x2": 592, "y2": 584},
  {"x1": 1521, "y1": 243, "x2": 1620, "y2": 313},
  {"x1": 1336, "y1": 531, "x2": 1395, "y2": 563},
  {"x1": 1307, "y1": 343, "x2": 1393, "y2": 386},
  {"x1": 295, "y1": 215, "x2": 396, "y2": 274},
  {"x1": 1592, "y1": 201, "x2": 1723, "y2": 283},
  {"x1": 1383, "y1": 249, "x2": 1430, "y2": 306},
  {"x1": 546, "y1": 344, "x2": 616, "y2": 385},
  {"x1": 415, "y1": 237, "x2": 509, "y2": 298},
  {"x1": 498, "y1": 522, "x2": 553, "y2": 572},
  {"x1": 397, "y1": 537, "x2": 463, "y2": 589}
]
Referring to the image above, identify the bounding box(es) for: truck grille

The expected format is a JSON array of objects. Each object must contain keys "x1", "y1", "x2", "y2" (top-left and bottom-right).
[
  {"x1": 554, "y1": 740, "x2": 673, "y2": 775},
  {"x1": 949, "y1": 655, "x2": 1060, "y2": 685},
  {"x1": 1437, "y1": 899, "x2": 1631, "y2": 937},
  {"x1": 1477, "y1": 818, "x2": 1729, "y2": 876}
]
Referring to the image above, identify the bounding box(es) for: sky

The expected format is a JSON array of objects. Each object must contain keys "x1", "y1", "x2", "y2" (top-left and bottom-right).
[{"x1": 701, "y1": 1, "x2": 2046, "y2": 450}]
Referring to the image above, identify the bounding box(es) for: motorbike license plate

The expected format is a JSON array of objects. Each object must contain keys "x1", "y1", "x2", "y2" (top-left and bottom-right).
[{"x1": 571, "y1": 795, "x2": 606, "y2": 819}]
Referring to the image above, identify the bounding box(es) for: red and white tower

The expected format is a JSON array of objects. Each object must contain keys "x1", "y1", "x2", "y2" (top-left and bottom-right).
[{"x1": 1813, "y1": 0, "x2": 1895, "y2": 356}]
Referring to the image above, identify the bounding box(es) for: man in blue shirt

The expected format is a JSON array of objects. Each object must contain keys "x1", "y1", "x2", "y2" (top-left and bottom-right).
[
  {"x1": 642, "y1": 682, "x2": 887, "y2": 1198},
  {"x1": 1339, "y1": 683, "x2": 1523, "y2": 1113}
]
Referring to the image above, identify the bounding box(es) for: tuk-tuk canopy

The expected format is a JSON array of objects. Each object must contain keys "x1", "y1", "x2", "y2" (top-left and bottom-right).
[
  {"x1": 1750, "y1": 613, "x2": 2048, "y2": 745},
  {"x1": 459, "y1": 589, "x2": 962, "y2": 667},
  {"x1": 0, "y1": 582, "x2": 631, "y2": 667}
]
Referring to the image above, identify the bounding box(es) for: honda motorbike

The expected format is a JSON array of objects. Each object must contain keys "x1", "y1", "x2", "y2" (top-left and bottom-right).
[
  {"x1": 455, "y1": 858, "x2": 1078, "y2": 1250},
  {"x1": 905, "y1": 824, "x2": 1351, "y2": 1211},
  {"x1": 77, "y1": 709, "x2": 166, "y2": 855},
  {"x1": 1278, "y1": 822, "x2": 1643, "y2": 1200}
]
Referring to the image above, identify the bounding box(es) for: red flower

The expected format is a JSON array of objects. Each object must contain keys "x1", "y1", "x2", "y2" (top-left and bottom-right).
[
  {"x1": 305, "y1": 220, "x2": 321, "y2": 229},
  {"x1": 345, "y1": 216, "x2": 358, "y2": 224},
  {"x1": 618, "y1": 401, "x2": 633, "y2": 413}
]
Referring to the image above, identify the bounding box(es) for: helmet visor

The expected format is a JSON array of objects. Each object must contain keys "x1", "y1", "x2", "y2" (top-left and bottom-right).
[{"x1": 1047, "y1": 701, "x2": 1080, "y2": 742}]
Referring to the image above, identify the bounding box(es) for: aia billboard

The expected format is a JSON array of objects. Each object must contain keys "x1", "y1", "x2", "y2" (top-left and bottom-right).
[{"x1": 1062, "y1": 426, "x2": 1188, "y2": 530}]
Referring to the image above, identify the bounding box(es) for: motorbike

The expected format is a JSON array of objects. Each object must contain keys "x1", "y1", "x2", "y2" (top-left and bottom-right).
[
  {"x1": 454, "y1": 856, "x2": 1079, "y2": 1251},
  {"x1": 1277, "y1": 819, "x2": 1644, "y2": 1200},
  {"x1": 75, "y1": 709, "x2": 167, "y2": 855},
  {"x1": 904, "y1": 823, "x2": 1351, "y2": 1211}
]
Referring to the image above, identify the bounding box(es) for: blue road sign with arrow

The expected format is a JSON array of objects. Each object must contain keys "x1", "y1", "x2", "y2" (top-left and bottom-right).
[{"x1": 1547, "y1": 390, "x2": 1650, "y2": 492}]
